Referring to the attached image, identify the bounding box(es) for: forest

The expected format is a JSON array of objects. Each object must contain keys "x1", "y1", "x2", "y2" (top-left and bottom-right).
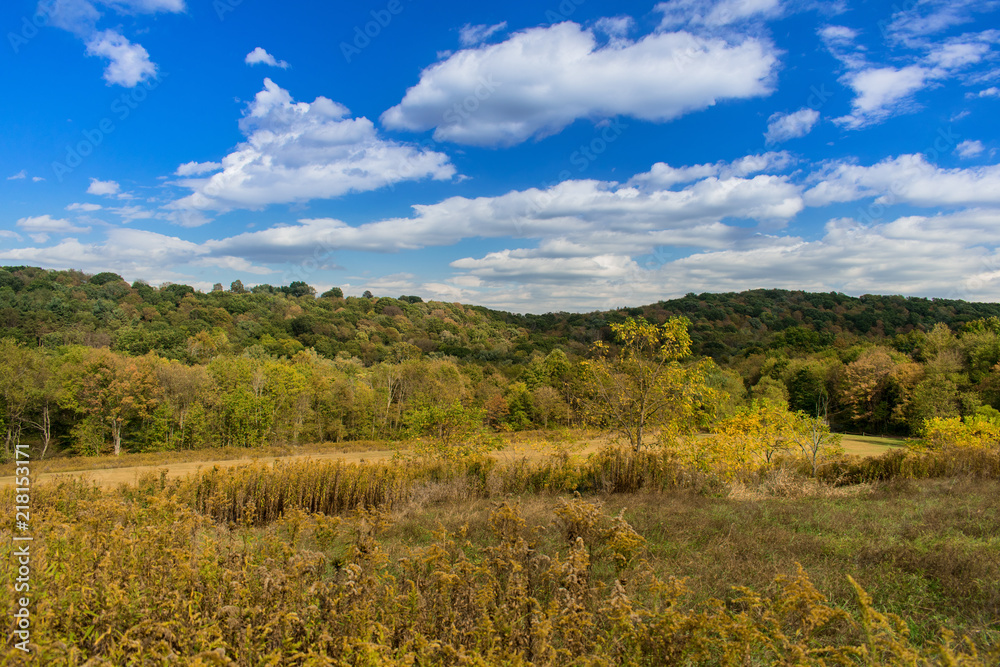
[{"x1": 2, "y1": 264, "x2": 1000, "y2": 461}]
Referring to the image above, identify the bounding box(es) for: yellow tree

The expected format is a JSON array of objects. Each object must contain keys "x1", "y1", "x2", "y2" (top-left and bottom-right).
[
  {"x1": 582, "y1": 317, "x2": 711, "y2": 452},
  {"x1": 922, "y1": 410, "x2": 1000, "y2": 450},
  {"x1": 711, "y1": 399, "x2": 798, "y2": 477}
]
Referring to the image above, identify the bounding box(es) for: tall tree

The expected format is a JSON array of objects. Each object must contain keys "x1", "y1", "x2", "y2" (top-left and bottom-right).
[
  {"x1": 63, "y1": 349, "x2": 161, "y2": 456},
  {"x1": 582, "y1": 317, "x2": 711, "y2": 451}
]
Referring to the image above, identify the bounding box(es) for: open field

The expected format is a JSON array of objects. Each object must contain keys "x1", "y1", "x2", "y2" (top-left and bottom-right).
[
  {"x1": 0, "y1": 430, "x2": 908, "y2": 489},
  {"x1": 840, "y1": 434, "x2": 907, "y2": 457},
  {"x1": 0, "y1": 429, "x2": 881, "y2": 482},
  {"x1": 2, "y1": 448, "x2": 998, "y2": 665}
]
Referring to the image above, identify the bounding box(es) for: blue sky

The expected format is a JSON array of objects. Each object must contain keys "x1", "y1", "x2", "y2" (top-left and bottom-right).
[{"x1": 1, "y1": 0, "x2": 999, "y2": 313}]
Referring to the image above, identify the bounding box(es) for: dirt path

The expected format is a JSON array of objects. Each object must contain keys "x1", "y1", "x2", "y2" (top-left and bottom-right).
[{"x1": 0, "y1": 449, "x2": 398, "y2": 489}]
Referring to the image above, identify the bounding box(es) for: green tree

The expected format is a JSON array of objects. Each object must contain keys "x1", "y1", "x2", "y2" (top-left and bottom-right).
[
  {"x1": 0, "y1": 338, "x2": 36, "y2": 459},
  {"x1": 404, "y1": 402, "x2": 498, "y2": 461},
  {"x1": 62, "y1": 349, "x2": 162, "y2": 456},
  {"x1": 581, "y1": 317, "x2": 712, "y2": 451}
]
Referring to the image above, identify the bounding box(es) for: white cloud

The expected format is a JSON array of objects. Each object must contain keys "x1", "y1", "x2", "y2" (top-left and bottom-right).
[
  {"x1": 443, "y1": 208, "x2": 1000, "y2": 312},
  {"x1": 66, "y1": 202, "x2": 103, "y2": 211},
  {"x1": 175, "y1": 161, "x2": 222, "y2": 176},
  {"x1": 85, "y1": 29, "x2": 157, "y2": 86},
  {"x1": 109, "y1": 205, "x2": 155, "y2": 222},
  {"x1": 32, "y1": 176, "x2": 45, "y2": 182},
  {"x1": 451, "y1": 252, "x2": 637, "y2": 284},
  {"x1": 7, "y1": 170, "x2": 26, "y2": 180},
  {"x1": 804, "y1": 154, "x2": 1000, "y2": 207},
  {"x1": 45, "y1": 0, "x2": 182, "y2": 88},
  {"x1": 381, "y1": 21, "x2": 778, "y2": 146},
  {"x1": 764, "y1": 108, "x2": 820, "y2": 144},
  {"x1": 0, "y1": 229, "x2": 211, "y2": 287},
  {"x1": 15, "y1": 215, "x2": 92, "y2": 234},
  {"x1": 627, "y1": 151, "x2": 793, "y2": 188},
  {"x1": 818, "y1": 25, "x2": 856, "y2": 47},
  {"x1": 656, "y1": 0, "x2": 782, "y2": 30},
  {"x1": 169, "y1": 79, "x2": 455, "y2": 213},
  {"x1": 925, "y1": 39, "x2": 991, "y2": 68},
  {"x1": 834, "y1": 65, "x2": 935, "y2": 128},
  {"x1": 47, "y1": 0, "x2": 103, "y2": 34},
  {"x1": 102, "y1": 0, "x2": 186, "y2": 11},
  {"x1": 245, "y1": 47, "x2": 290, "y2": 69},
  {"x1": 968, "y1": 86, "x2": 1000, "y2": 98},
  {"x1": 593, "y1": 16, "x2": 634, "y2": 39},
  {"x1": 956, "y1": 140, "x2": 986, "y2": 158},
  {"x1": 458, "y1": 22, "x2": 507, "y2": 47},
  {"x1": 200, "y1": 157, "x2": 803, "y2": 268},
  {"x1": 882, "y1": 0, "x2": 999, "y2": 46},
  {"x1": 47, "y1": 0, "x2": 185, "y2": 34},
  {"x1": 87, "y1": 178, "x2": 121, "y2": 196}
]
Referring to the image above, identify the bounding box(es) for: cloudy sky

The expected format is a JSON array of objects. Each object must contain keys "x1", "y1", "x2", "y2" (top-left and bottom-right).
[{"x1": 1, "y1": 0, "x2": 999, "y2": 312}]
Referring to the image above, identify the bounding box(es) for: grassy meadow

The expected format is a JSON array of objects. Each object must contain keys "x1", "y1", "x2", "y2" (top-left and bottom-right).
[{"x1": 2, "y1": 438, "x2": 998, "y2": 665}]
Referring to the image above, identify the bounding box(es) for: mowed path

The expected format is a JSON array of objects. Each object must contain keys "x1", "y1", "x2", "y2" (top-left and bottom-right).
[
  {"x1": 0, "y1": 449, "x2": 399, "y2": 489},
  {"x1": 0, "y1": 434, "x2": 902, "y2": 490}
]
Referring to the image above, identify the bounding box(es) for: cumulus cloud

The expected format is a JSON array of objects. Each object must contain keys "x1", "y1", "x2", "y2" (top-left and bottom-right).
[
  {"x1": 7, "y1": 170, "x2": 26, "y2": 180},
  {"x1": 627, "y1": 151, "x2": 794, "y2": 188},
  {"x1": 764, "y1": 108, "x2": 820, "y2": 144},
  {"x1": 818, "y1": 25, "x2": 856, "y2": 47},
  {"x1": 968, "y1": 86, "x2": 1000, "y2": 98},
  {"x1": 194, "y1": 156, "x2": 803, "y2": 273},
  {"x1": 45, "y1": 0, "x2": 182, "y2": 87},
  {"x1": 169, "y1": 79, "x2": 456, "y2": 214},
  {"x1": 87, "y1": 178, "x2": 121, "y2": 196},
  {"x1": 15, "y1": 215, "x2": 92, "y2": 234},
  {"x1": 174, "y1": 161, "x2": 222, "y2": 176},
  {"x1": 245, "y1": 47, "x2": 290, "y2": 69},
  {"x1": 804, "y1": 154, "x2": 1000, "y2": 207},
  {"x1": 381, "y1": 21, "x2": 778, "y2": 146},
  {"x1": 444, "y1": 208, "x2": 1000, "y2": 312},
  {"x1": 593, "y1": 16, "x2": 634, "y2": 39},
  {"x1": 66, "y1": 202, "x2": 104, "y2": 211},
  {"x1": 925, "y1": 39, "x2": 992, "y2": 68},
  {"x1": 458, "y1": 22, "x2": 507, "y2": 47},
  {"x1": 0, "y1": 227, "x2": 256, "y2": 290},
  {"x1": 834, "y1": 65, "x2": 936, "y2": 128},
  {"x1": 956, "y1": 140, "x2": 986, "y2": 158},
  {"x1": 85, "y1": 29, "x2": 157, "y2": 86},
  {"x1": 10, "y1": 148, "x2": 1000, "y2": 312}
]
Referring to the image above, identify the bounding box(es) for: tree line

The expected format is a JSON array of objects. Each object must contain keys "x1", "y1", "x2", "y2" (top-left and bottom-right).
[{"x1": 2, "y1": 265, "x2": 1000, "y2": 459}]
